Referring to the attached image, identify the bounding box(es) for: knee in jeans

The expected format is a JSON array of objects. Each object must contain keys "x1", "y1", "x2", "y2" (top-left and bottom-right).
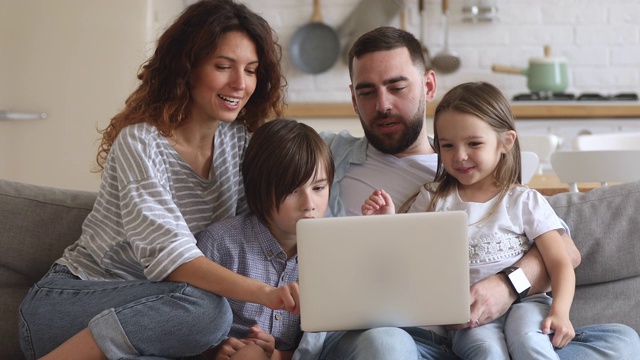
[
  {"x1": 455, "y1": 341, "x2": 505, "y2": 359},
  {"x1": 358, "y1": 327, "x2": 414, "y2": 351},
  {"x1": 181, "y1": 288, "x2": 233, "y2": 348}
]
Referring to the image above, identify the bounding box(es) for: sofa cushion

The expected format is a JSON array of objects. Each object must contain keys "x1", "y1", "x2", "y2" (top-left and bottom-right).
[
  {"x1": 0, "y1": 179, "x2": 96, "y2": 359},
  {"x1": 547, "y1": 180, "x2": 640, "y2": 286}
]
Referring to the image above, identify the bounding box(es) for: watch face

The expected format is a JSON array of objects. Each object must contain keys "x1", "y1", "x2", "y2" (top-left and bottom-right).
[{"x1": 509, "y1": 268, "x2": 531, "y2": 294}]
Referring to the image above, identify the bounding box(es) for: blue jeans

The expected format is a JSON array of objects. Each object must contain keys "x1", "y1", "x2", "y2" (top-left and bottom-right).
[
  {"x1": 319, "y1": 327, "x2": 458, "y2": 360},
  {"x1": 318, "y1": 320, "x2": 639, "y2": 360},
  {"x1": 451, "y1": 294, "x2": 557, "y2": 359},
  {"x1": 19, "y1": 264, "x2": 232, "y2": 359}
]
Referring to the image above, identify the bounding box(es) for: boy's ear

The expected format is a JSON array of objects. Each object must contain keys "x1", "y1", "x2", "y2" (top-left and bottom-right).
[{"x1": 502, "y1": 130, "x2": 517, "y2": 152}]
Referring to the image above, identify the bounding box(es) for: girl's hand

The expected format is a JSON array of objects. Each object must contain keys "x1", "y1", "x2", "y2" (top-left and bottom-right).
[
  {"x1": 361, "y1": 189, "x2": 395, "y2": 215},
  {"x1": 265, "y1": 282, "x2": 300, "y2": 315},
  {"x1": 542, "y1": 313, "x2": 575, "y2": 348},
  {"x1": 246, "y1": 325, "x2": 275, "y2": 357}
]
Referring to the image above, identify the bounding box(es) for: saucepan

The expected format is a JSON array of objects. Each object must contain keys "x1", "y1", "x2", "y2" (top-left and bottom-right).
[
  {"x1": 289, "y1": 0, "x2": 340, "y2": 74},
  {"x1": 492, "y1": 46, "x2": 569, "y2": 93}
]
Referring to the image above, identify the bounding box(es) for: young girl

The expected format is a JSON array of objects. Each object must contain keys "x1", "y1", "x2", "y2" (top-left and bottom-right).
[
  {"x1": 362, "y1": 82, "x2": 576, "y2": 359},
  {"x1": 18, "y1": 1, "x2": 291, "y2": 359},
  {"x1": 196, "y1": 119, "x2": 334, "y2": 360}
]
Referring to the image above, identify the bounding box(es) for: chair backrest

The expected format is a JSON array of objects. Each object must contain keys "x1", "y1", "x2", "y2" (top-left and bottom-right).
[
  {"x1": 573, "y1": 132, "x2": 640, "y2": 151},
  {"x1": 550, "y1": 150, "x2": 640, "y2": 192},
  {"x1": 520, "y1": 151, "x2": 539, "y2": 185},
  {"x1": 519, "y1": 134, "x2": 561, "y2": 174}
]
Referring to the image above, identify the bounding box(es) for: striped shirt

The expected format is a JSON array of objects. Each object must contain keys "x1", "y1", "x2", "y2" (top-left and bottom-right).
[
  {"x1": 197, "y1": 213, "x2": 302, "y2": 351},
  {"x1": 57, "y1": 121, "x2": 249, "y2": 281}
]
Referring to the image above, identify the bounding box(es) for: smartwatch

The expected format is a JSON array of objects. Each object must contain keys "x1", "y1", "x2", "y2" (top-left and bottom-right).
[{"x1": 498, "y1": 267, "x2": 530, "y2": 302}]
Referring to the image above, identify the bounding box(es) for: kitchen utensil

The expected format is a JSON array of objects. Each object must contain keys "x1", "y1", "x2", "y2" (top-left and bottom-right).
[
  {"x1": 418, "y1": 0, "x2": 432, "y2": 69},
  {"x1": 492, "y1": 45, "x2": 569, "y2": 93},
  {"x1": 337, "y1": 0, "x2": 402, "y2": 65},
  {"x1": 431, "y1": 0, "x2": 461, "y2": 74},
  {"x1": 289, "y1": 0, "x2": 340, "y2": 74}
]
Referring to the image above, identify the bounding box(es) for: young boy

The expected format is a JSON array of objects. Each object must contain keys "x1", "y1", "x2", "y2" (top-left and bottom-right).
[{"x1": 196, "y1": 119, "x2": 335, "y2": 360}]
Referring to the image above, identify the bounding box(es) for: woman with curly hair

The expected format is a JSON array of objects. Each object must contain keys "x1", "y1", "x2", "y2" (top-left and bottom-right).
[{"x1": 18, "y1": 1, "x2": 292, "y2": 359}]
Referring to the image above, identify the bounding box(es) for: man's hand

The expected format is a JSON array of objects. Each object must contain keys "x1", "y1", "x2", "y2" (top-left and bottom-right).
[{"x1": 448, "y1": 273, "x2": 515, "y2": 330}]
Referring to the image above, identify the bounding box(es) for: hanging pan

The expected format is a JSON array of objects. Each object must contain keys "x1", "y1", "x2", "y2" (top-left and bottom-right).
[{"x1": 289, "y1": 0, "x2": 340, "y2": 74}]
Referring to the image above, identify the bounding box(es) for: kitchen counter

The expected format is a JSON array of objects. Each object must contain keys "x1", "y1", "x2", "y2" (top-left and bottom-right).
[{"x1": 284, "y1": 102, "x2": 640, "y2": 119}]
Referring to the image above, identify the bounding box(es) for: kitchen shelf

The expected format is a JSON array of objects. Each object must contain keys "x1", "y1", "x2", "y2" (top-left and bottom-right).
[{"x1": 284, "y1": 102, "x2": 640, "y2": 119}]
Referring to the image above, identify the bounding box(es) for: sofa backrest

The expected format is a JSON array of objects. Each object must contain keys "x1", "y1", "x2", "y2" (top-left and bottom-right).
[{"x1": 547, "y1": 180, "x2": 640, "y2": 331}]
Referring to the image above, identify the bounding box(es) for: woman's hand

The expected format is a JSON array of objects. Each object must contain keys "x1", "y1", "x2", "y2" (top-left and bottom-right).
[{"x1": 264, "y1": 282, "x2": 300, "y2": 314}]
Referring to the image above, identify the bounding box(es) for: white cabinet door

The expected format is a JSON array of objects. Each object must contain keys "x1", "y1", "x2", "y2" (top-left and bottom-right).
[{"x1": 0, "y1": 0, "x2": 148, "y2": 190}]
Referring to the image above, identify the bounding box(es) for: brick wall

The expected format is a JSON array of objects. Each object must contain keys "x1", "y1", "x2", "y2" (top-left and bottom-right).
[{"x1": 241, "y1": 0, "x2": 640, "y2": 102}]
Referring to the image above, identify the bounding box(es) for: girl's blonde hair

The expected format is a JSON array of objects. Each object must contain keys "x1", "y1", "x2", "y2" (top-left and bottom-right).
[{"x1": 411, "y1": 82, "x2": 521, "y2": 220}]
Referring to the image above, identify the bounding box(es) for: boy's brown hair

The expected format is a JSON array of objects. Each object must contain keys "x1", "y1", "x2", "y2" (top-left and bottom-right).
[{"x1": 242, "y1": 119, "x2": 334, "y2": 224}]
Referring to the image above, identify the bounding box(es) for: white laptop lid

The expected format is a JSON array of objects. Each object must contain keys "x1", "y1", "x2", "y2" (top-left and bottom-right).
[{"x1": 297, "y1": 211, "x2": 470, "y2": 332}]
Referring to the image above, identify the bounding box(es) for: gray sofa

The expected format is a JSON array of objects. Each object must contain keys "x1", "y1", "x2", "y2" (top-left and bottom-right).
[{"x1": 2, "y1": 178, "x2": 640, "y2": 358}]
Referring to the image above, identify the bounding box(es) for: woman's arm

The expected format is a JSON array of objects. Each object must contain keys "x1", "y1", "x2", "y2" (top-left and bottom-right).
[{"x1": 166, "y1": 256, "x2": 299, "y2": 313}]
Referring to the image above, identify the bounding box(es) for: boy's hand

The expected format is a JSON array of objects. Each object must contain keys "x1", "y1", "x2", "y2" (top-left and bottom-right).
[
  {"x1": 361, "y1": 189, "x2": 395, "y2": 215},
  {"x1": 543, "y1": 313, "x2": 575, "y2": 348},
  {"x1": 209, "y1": 337, "x2": 251, "y2": 359},
  {"x1": 247, "y1": 325, "x2": 275, "y2": 357}
]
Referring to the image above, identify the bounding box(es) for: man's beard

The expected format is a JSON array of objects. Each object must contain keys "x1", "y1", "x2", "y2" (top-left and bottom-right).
[{"x1": 361, "y1": 100, "x2": 425, "y2": 155}]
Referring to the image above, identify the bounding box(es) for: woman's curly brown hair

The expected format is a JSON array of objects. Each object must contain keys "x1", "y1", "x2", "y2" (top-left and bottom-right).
[{"x1": 96, "y1": 0, "x2": 285, "y2": 170}]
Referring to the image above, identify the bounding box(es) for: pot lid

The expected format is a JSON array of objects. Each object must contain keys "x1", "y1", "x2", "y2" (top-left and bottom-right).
[{"x1": 529, "y1": 45, "x2": 567, "y2": 64}]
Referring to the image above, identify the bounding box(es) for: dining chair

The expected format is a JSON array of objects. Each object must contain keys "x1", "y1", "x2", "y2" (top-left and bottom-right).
[
  {"x1": 520, "y1": 151, "x2": 539, "y2": 185},
  {"x1": 573, "y1": 132, "x2": 640, "y2": 150},
  {"x1": 519, "y1": 134, "x2": 561, "y2": 174},
  {"x1": 550, "y1": 150, "x2": 640, "y2": 192}
]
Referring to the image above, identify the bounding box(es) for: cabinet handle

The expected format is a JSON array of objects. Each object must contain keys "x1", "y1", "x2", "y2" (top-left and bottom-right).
[{"x1": 0, "y1": 110, "x2": 48, "y2": 120}]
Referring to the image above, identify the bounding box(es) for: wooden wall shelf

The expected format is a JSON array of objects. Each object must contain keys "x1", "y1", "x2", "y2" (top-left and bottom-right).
[{"x1": 284, "y1": 103, "x2": 640, "y2": 120}]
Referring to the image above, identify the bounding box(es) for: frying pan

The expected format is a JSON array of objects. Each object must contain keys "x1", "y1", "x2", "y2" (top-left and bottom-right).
[{"x1": 289, "y1": 0, "x2": 340, "y2": 74}]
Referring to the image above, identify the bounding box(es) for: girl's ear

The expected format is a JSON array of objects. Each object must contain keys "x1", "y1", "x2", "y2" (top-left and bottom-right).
[{"x1": 502, "y1": 130, "x2": 517, "y2": 153}]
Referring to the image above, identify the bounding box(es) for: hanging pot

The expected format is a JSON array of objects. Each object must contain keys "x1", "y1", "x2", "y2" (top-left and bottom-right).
[
  {"x1": 492, "y1": 46, "x2": 569, "y2": 93},
  {"x1": 289, "y1": 0, "x2": 340, "y2": 74}
]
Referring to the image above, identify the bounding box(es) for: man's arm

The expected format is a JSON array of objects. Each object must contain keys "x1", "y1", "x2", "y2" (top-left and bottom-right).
[{"x1": 454, "y1": 232, "x2": 581, "y2": 329}]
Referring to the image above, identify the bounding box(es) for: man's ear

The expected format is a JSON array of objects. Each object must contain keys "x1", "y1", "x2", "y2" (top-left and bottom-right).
[
  {"x1": 502, "y1": 130, "x2": 517, "y2": 152},
  {"x1": 424, "y1": 70, "x2": 437, "y2": 102}
]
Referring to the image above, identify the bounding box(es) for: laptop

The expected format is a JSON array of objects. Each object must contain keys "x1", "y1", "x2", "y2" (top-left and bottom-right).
[{"x1": 296, "y1": 211, "x2": 470, "y2": 332}]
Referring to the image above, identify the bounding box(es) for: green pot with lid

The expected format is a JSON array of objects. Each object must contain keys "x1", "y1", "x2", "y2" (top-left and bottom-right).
[{"x1": 492, "y1": 46, "x2": 569, "y2": 93}]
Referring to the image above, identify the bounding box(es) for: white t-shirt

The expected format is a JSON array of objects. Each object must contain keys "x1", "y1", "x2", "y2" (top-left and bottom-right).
[
  {"x1": 340, "y1": 144, "x2": 438, "y2": 216},
  {"x1": 408, "y1": 183, "x2": 565, "y2": 284}
]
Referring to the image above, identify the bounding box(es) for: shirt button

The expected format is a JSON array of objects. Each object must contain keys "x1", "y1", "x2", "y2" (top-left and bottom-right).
[
  {"x1": 281, "y1": 275, "x2": 286, "y2": 282},
  {"x1": 275, "y1": 314, "x2": 282, "y2": 320},
  {"x1": 278, "y1": 253, "x2": 286, "y2": 260},
  {"x1": 267, "y1": 250, "x2": 273, "y2": 257}
]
